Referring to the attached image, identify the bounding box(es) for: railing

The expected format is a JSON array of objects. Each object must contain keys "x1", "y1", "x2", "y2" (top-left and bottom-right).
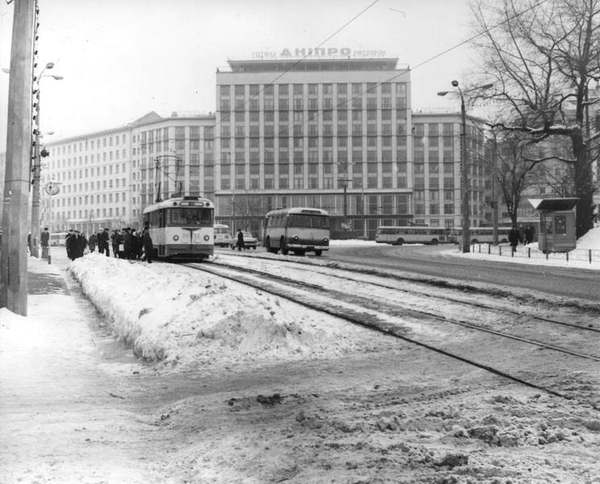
[{"x1": 470, "y1": 243, "x2": 600, "y2": 266}]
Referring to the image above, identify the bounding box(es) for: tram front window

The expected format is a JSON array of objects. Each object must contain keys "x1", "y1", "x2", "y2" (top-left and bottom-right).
[{"x1": 167, "y1": 208, "x2": 213, "y2": 226}]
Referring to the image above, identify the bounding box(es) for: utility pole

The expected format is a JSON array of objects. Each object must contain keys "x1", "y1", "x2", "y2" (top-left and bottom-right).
[
  {"x1": 31, "y1": 92, "x2": 41, "y2": 257},
  {"x1": 491, "y1": 129, "x2": 499, "y2": 245},
  {"x1": 458, "y1": 89, "x2": 470, "y2": 253},
  {"x1": 1, "y1": 0, "x2": 36, "y2": 315}
]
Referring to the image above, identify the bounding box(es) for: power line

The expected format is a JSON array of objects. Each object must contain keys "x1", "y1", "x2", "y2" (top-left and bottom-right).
[{"x1": 228, "y1": 0, "x2": 380, "y2": 113}]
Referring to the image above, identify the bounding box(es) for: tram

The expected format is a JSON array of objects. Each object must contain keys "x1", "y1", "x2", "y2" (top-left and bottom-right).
[{"x1": 142, "y1": 196, "x2": 215, "y2": 260}]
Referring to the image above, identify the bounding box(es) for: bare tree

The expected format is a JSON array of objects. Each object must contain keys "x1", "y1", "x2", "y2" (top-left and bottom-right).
[
  {"x1": 493, "y1": 130, "x2": 549, "y2": 227},
  {"x1": 472, "y1": 0, "x2": 600, "y2": 236}
]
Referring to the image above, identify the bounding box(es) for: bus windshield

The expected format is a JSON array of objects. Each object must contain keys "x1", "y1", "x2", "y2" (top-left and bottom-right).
[
  {"x1": 287, "y1": 214, "x2": 329, "y2": 229},
  {"x1": 167, "y1": 208, "x2": 213, "y2": 226}
]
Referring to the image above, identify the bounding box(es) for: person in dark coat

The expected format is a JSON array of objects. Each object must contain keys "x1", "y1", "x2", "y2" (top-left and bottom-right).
[
  {"x1": 111, "y1": 230, "x2": 121, "y2": 258},
  {"x1": 236, "y1": 229, "x2": 244, "y2": 251},
  {"x1": 77, "y1": 232, "x2": 87, "y2": 258},
  {"x1": 524, "y1": 225, "x2": 534, "y2": 245},
  {"x1": 123, "y1": 228, "x2": 134, "y2": 260},
  {"x1": 133, "y1": 230, "x2": 143, "y2": 259},
  {"x1": 141, "y1": 224, "x2": 153, "y2": 263},
  {"x1": 98, "y1": 228, "x2": 110, "y2": 256},
  {"x1": 65, "y1": 230, "x2": 76, "y2": 260},
  {"x1": 508, "y1": 227, "x2": 519, "y2": 251},
  {"x1": 40, "y1": 227, "x2": 50, "y2": 259},
  {"x1": 88, "y1": 233, "x2": 97, "y2": 252},
  {"x1": 27, "y1": 233, "x2": 32, "y2": 255}
]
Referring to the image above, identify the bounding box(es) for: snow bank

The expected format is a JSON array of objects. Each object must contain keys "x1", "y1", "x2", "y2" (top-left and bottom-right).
[
  {"x1": 577, "y1": 226, "x2": 600, "y2": 249},
  {"x1": 329, "y1": 239, "x2": 377, "y2": 247},
  {"x1": 69, "y1": 254, "x2": 385, "y2": 369}
]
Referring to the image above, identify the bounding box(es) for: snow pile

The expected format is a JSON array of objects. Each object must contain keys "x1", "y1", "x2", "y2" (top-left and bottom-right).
[
  {"x1": 329, "y1": 239, "x2": 377, "y2": 247},
  {"x1": 68, "y1": 254, "x2": 383, "y2": 369},
  {"x1": 577, "y1": 226, "x2": 600, "y2": 249}
]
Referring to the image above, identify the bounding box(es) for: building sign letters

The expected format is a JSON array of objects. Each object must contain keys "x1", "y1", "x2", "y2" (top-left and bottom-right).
[{"x1": 251, "y1": 48, "x2": 386, "y2": 59}]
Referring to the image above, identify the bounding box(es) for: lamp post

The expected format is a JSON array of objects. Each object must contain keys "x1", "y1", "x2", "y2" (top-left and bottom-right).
[
  {"x1": 31, "y1": 62, "x2": 63, "y2": 257},
  {"x1": 438, "y1": 80, "x2": 493, "y2": 253}
]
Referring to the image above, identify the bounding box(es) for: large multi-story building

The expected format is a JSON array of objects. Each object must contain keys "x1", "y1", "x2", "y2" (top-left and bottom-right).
[{"x1": 214, "y1": 57, "x2": 413, "y2": 237}]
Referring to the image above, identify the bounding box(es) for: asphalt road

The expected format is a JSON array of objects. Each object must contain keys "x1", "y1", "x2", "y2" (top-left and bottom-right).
[{"x1": 327, "y1": 244, "x2": 600, "y2": 302}]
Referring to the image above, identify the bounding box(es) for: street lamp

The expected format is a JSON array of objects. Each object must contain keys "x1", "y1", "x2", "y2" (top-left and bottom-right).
[
  {"x1": 438, "y1": 80, "x2": 493, "y2": 253},
  {"x1": 31, "y1": 62, "x2": 63, "y2": 257}
]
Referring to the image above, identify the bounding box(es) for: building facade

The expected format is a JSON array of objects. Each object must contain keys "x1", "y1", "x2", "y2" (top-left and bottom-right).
[
  {"x1": 41, "y1": 111, "x2": 216, "y2": 234},
  {"x1": 411, "y1": 112, "x2": 490, "y2": 229},
  {"x1": 214, "y1": 58, "x2": 414, "y2": 237}
]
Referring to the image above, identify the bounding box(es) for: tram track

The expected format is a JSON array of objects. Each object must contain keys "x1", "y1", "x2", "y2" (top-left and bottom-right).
[
  {"x1": 217, "y1": 251, "x2": 600, "y2": 332},
  {"x1": 184, "y1": 261, "x2": 600, "y2": 407},
  {"x1": 205, "y1": 259, "x2": 600, "y2": 362}
]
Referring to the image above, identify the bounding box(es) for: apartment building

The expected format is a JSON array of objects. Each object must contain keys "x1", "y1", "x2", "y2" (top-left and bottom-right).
[
  {"x1": 41, "y1": 111, "x2": 216, "y2": 234},
  {"x1": 411, "y1": 112, "x2": 490, "y2": 229}
]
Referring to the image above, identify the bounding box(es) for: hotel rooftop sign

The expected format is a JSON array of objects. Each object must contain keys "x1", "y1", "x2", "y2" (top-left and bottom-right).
[{"x1": 251, "y1": 48, "x2": 387, "y2": 59}]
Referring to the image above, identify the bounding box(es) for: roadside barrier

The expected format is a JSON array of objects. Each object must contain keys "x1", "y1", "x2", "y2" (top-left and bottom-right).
[{"x1": 471, "y1": 243, "x2": 600, "y2": 266}]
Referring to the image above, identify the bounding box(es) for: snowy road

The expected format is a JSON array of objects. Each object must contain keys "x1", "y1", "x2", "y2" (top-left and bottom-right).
[
  {"x1": 321, "y1": 243, "x2": 600, "y2": 301},
  {"x1": 4, "y1": 252, "x2": 600, "y2": 482}
]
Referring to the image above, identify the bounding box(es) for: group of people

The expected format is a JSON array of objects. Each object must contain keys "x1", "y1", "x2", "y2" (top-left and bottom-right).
[
  {"x1": 64, "y1": 225, "x2": 154, "y2": 262},
  {"x1": 508, "y1": 224, "x2": 535, "y2": 249}
]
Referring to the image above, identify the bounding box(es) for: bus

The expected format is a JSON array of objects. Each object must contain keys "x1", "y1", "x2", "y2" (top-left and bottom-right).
[
  {"x1": 214, "y1": 223, "x2": 232, "y2": 247},
  {"x1": 49, "y1": 232, "x2": 68, "y2": 246},
  {"x1": 142, "y1": 196, "x2": 214, "y2": 260},
  {"x1": 453, "y1": 227, "x2": 512, "y2": 244},
  {"x1": 263, "y1": 207, "x2": 330, "y2": 256},
  {"x1": 375, "y1": 226, "x2": 455, "y2": 245}
]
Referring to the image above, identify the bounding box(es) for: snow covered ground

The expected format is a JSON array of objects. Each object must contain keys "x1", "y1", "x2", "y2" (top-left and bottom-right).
[{"x1": 68, "y1": 253, "x2": 393, "y2": 370}]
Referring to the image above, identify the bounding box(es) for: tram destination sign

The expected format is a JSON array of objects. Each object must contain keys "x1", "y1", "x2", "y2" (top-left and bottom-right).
[{"x1": 251, "y1": 48, "x2": 386, "y2": 59}]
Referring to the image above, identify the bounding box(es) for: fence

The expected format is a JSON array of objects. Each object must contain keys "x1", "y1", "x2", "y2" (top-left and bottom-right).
[{"x1": 471, "y1": 243, "x2": 600, "y2": 266}]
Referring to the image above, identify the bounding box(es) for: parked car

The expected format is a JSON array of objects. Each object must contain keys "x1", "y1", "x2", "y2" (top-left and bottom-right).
[{"x1": 231, "y1": 231, "x2": 258, "y2": 250}]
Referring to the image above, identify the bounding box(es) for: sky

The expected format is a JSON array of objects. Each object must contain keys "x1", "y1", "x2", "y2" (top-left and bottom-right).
[{"x1": 0, "y1": 0, "x2": 478, "y2": 150}]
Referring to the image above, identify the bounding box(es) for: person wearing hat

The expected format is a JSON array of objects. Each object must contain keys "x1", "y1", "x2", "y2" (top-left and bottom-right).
[
  {"x1": 98, "y1": 228, "x2": 110, "y2": 256},
  {"x1": 40, "y1": 227, "x2": 50, "y2": 259}
]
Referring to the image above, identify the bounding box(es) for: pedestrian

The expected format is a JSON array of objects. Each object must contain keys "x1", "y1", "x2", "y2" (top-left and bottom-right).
[
  {"x1": 236, "y1": 229, "x2": 244, "y2": 251},
  {"x1": 123, "y1": 228, "x2": 134, "y2": 260},
  {"x1": 111, "y1": 229, "x2": 121, "y2": 258},
  {"x1": 27, "y1": 233, "x2": 32, "y2": 255},
  {"x1": 88, "y1": 232, "x2": 97, "y2": 252},
  {"x1": 133, "y1": 230, "x2": 143, "y2": 259},
  {"x1": 65, "y1": 229, "x2": 76, "y2": 260},
  {"x1": 508, "y1": 227, "x2": 519, "y2": 252},
  {"x1": 98, "y1": 228, "x2": 110, "y2": 256},
  {"x1": 40, "y1": 227, "x2": 50, "y2": 259},
  {"x1": 524, "y1": 225, "x2": 534, "y2": 245},
  {"x1": 141, "y1": 223, "x2": 153, "y2": 263}
]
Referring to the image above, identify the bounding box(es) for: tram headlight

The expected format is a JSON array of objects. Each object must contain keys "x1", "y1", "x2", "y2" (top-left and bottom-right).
[
  {"x1": 173, "y1": 234, "x2": 179, "y2": 241},
  {"x1": 292, "y1": 234, "x2": 299, "y2": 241},
  {"x1": 204, "y1": 235, "x2": 210, "y2": 241},
  {"x1": 322, "y1": 237, "x2": 329, "y2": 244}
]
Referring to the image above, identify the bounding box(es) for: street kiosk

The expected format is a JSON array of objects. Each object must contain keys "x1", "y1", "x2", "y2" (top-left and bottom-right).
[{"x1": 529, "y1": 198, "x2": 578, "y2": 253}]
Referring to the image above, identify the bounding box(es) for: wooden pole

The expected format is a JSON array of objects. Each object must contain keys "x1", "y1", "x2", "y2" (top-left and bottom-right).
[
  {"x1": 0, "y1": 0, "x2": 36, "y2": 315},
  {"x1": 30, "y1": 90, "x2": 41, "y2": 257}
]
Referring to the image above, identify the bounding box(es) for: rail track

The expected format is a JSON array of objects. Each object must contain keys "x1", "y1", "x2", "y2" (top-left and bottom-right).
[
  {"x1": 184, "y1": 260, "x2": 600, "y2": 407},
  {"x1": 217, "y1": 252, "x2": 600, "y2": 332}
]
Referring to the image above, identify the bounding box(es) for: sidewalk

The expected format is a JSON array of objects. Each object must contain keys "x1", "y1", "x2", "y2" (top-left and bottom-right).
[{"x1": 0, "y1": 255, "x2": 156, "y2": 483}]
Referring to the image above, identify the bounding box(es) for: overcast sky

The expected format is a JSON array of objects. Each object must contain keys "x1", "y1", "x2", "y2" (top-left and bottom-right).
[{"x1": 0, "y1": 0, "x2": 477, "y2": 150}]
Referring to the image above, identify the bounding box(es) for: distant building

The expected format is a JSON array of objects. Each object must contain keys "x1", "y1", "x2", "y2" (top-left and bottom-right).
[
  {"x1": 411, "y1": 112, "x2": 490, "y2": 229},
  {"x1": 42, "y1": 111, "x2": 215, "y2": 234}
]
